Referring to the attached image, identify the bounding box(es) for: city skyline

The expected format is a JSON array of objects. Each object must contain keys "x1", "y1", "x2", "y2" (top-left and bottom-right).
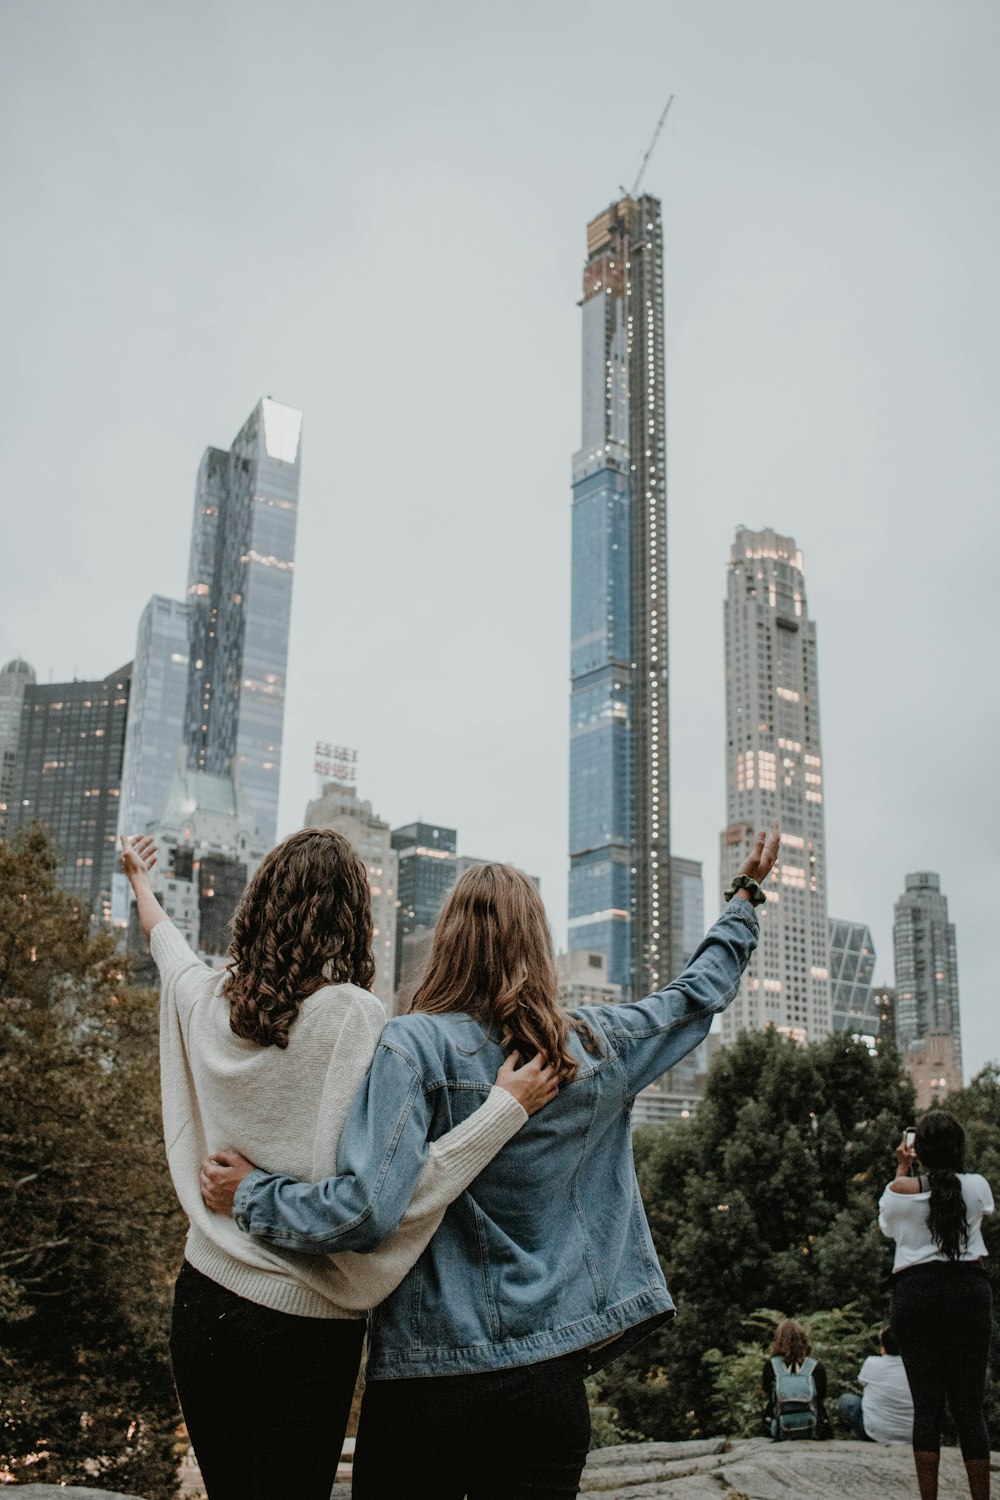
[{"x1": 1, "y1": 2, "x2": 997, "y2": 1076}]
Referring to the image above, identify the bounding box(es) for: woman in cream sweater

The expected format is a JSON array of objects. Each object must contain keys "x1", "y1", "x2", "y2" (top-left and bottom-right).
[{"x1": 120, "y1": 828, "x2": 555, "y2": 1500}]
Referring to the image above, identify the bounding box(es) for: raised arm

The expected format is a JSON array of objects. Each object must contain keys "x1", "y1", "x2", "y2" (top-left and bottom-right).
[
  {"x1": 200, "y1": 1047, "x2": 558, "y2": 1257},
  {"x1": 119, "y1": 834, "x2": 169, "y2": 941},
  {"x1": 594, "y1": 823, "x2": 779, "y2": 1099}
]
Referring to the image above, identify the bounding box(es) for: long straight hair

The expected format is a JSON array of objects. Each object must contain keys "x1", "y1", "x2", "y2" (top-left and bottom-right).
[
  {"x1": 408, "y1": 863, "x2": 598, "y2": 1083},
  {"x1": 915, "y1": 1112, "x2": 969, "y2": 1261}
]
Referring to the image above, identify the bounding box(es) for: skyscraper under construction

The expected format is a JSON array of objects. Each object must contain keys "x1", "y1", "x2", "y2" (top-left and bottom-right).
[{"x1": 568, "y1": 194, "x2": 670, "y2": 997}]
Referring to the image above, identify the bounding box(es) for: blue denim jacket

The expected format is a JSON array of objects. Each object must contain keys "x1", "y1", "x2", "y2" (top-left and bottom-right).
[{"x1": 234, "y1": 899, "x2": 758, "y2": 1378}]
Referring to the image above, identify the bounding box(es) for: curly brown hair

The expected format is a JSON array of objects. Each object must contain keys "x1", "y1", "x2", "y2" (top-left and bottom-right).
[
  {"x1": 223, "y1": 828, "x2": 375, "y2": 1049},
  {"x1": 771, "y1": 1319, "x2": 811, "y2": 1368},
  {"x1": 408, "y1": 863, "x2": 598, "y2": 1083}
]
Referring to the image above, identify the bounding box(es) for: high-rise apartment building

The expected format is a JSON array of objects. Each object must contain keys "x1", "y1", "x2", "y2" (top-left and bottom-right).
[
  {"x1": 829, "y1": 920, "x2": 877, "y2": 1036},
  {"x1": 391, "y1": 822, "x2": 457, "y2": 986},
  {"x1": 719, "y1": 528, "x2": 831, "y2": 1045},
  {"x1": 8, "y1": 664, "x2": 132, "y2": 920},
  {"x1": 0, "y1": 657, "x2": 35, "y2": 837},
  {"x1": 118, "y1": 596, "x2": 190, "y2": 839},
  {"x1": 305, "y1": 782, "x2": 398, "y2": 1006},
  {"x1": 893, "y1": 872, "x2": 962, "y2": 1076},
  {"x1": 568, "y1": 193, "x2": 670, "y2": 998},
  {"x1": 185, "y1": 398, "x2": 301, "y2": 848}
]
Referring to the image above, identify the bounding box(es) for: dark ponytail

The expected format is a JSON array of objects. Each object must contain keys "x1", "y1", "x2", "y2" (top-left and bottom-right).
[{"x1": 914, "y1": 1113, "x2": 969, "y2": 1261}]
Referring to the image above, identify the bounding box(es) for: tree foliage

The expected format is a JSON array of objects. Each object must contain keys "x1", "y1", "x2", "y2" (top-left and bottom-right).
[
  {"x1": 0, "y1": 826, "x2": 185, "y2": 1495},
  {"x1": 593, "y1": 1025, "x2": 1000, "y2": 1442}
]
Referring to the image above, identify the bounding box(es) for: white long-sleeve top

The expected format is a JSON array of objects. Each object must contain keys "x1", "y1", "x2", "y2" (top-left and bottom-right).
[{"x1": 151, "y1": 921, "x2": 526, "y2": 1319}]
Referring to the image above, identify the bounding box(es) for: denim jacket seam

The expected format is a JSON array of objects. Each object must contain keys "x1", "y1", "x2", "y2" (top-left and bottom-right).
[{"x1": 569, "y1": 1087, "x2": 607, "y2": 1308}]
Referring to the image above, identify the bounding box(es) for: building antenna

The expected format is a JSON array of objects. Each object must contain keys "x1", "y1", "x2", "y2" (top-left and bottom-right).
[{"x1": 631, "y1": 94, "x2": 674, "y2": 197}]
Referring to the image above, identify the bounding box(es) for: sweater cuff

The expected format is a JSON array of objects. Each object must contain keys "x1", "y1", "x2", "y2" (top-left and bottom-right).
[
  {"x1": 150, "y1": 919, "x2": 199, "y2": 978},
  {"x1": 428, "y1": 1086, "x2": 527, "y2": 1187}
]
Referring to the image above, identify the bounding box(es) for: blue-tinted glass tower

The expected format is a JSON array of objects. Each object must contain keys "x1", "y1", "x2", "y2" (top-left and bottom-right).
[
  {"x1": 185, "y1": 398, "x2": 302, "y2": 848},
  {"x1": 569, "y1": 197, "x2": 670, "y2": 996}
]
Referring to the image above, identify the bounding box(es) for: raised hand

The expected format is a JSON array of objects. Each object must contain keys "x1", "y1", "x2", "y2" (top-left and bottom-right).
[
  {"x1": 739, "y1": 821, "x2": 780, "y2": 886},
  {"x1": 120, "y1": 834, "x2": 158, "y2": 888},
  {"x1": 495, "y1": 1051, "x2": 559, "y2": 1115}
]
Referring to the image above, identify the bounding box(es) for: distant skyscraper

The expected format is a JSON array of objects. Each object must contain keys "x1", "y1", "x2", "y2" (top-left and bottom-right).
[
  {"x1": 829, "y1": 920, "x2": 877, "y2": 1035},
  {"x1": 0, "y1": 657, "x2": 35, "y2": 838},
  {"x1": 719, "y1": 528, "x2": 831, "y2": 1046},
  {"x1": 136, "y1": 748, "x2": 267, "y2": 961},
  {"x1": 872, "y1": 985, "x2": 896, "y2": 1047},
  {"x1": 118, "y1": 596, "x2": 190, "y2": 839},
  {"x1": 906, "y1": 1032, "x2": 962, "y2": 1109},
  {"x1": 305, "y1": 782, "x2": 398, "y2": 1006},
  {"x1": 391, "y1": 822, "x2": 457, "y2": 986},
  {"x1": 9, "y1": 664, "x2": 132, "y2": 920},
  {"x1": 633, "y1": 856, "x2": 707, "y2": 1123},
  {"x1": 185, "y1": 398, "x2": 302, "y2": 848},
  {"x1": 556, "y1": 949, "x2": 622, "y2": 1009},
  {"x1": 568, "y1": 193, "x2": 670, "y2": 999},
  {"x1": 670, "y1": 856, "x2": 704, "y2": 973},
  {"x1": 893, "y1": 872, "x2": 962, "y2": 1076}
]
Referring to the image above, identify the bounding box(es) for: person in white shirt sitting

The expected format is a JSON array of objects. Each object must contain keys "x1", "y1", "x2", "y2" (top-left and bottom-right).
[{"x1": 838, "y1": 1324, "x2": 914, "y2": 1443}]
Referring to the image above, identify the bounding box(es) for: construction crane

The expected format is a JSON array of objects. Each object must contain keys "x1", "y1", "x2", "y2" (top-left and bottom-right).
[{"x1": 631, "y1": 94, "x2": 674, "y2": 197}]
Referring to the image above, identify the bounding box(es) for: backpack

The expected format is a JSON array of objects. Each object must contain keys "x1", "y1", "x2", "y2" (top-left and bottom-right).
[{"x1": 769, "y1": 1355, "x2": 819, "y2": 1440}]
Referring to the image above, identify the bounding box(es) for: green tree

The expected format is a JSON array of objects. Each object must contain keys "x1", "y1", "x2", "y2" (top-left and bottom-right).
[
  {"x1": 0, "y1": 826, "x2": 185, "y2": 1496},
  {"x1": 594, "y1": 1027, "x2": 918, "y2": 1441}
]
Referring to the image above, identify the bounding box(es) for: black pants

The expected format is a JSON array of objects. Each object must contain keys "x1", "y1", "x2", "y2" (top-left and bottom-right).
[
  {"x1": 890, "y1": 1261, "x2": 993, "y2": 1461},
  {"x1": 353, "y1": 1349, "x2": 592, "y2": 1499},
  {"x1": 169, "y1": 1260, "x2": 366, "y2": 1500}
]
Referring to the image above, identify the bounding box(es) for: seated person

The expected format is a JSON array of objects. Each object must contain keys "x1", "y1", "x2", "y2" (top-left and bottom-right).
[
  {"x1": 762, "y1": 1319, "x2": 831, "y2": 1439},
  {"x1": 838, "y1": 1324, "x2": 914, "y2": 1444}
]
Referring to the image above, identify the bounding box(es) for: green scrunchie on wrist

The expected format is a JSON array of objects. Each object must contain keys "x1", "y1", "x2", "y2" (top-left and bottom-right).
[{"x1": 724, "y1": 874, "x2": 767, "y2": 906}]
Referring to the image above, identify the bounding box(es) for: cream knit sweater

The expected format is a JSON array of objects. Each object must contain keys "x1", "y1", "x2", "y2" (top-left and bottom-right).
[{"x1": 152, "y1": 920, "x2": 526, "y2": 1320}]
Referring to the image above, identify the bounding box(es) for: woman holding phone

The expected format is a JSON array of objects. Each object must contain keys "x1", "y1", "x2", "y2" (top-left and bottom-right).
[
  {"x1": 119, "y1": 829, "x2": 556, "y2": 1500},
  {"x1": 201, "y1": 823, "x2": 780, "y2": 1498},
  {"x1": 880, "y1": 1113, "x2": 994, "y2": 1500}
]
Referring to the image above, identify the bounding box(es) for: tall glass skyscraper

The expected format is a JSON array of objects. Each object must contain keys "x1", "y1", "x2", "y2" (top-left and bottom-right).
[
  {"x1": 719, "y1": 527, "x2": 832, "y2": 1045},
  {"x1": 569, "y1": 195, "x2": 670, "y2": 997},
  {"x1": 828, "y1": 919, "x2": 877, "y2": 1035},
  {"x1": 186, "y1": 398, "x2": 302, "y2": 848},
  {"x1": 118, "y1": 595, "x2": 190, "y2": 838}
]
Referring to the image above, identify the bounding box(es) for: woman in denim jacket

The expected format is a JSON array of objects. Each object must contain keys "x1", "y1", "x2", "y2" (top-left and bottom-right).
[{"x1": 202, "y1": 823, "x2": 778, "y2": 1497}]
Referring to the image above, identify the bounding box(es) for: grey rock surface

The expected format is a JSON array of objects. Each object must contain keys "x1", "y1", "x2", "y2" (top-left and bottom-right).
[
  {"x1": 579, "y1": 1437, "x2": 999, "y2": 1498},
  {"x1": 13, "y1": 1489, "x2": 145, "y2": 1499}
]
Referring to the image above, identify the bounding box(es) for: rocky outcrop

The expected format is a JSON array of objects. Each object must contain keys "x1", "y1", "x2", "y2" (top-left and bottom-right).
[
  {"x1": 579, "y1": 1437, "x2": 997, "y2": 1497},
  {"x1": 14, "y1": 1440, "x2": 999, "y2": 1497}
]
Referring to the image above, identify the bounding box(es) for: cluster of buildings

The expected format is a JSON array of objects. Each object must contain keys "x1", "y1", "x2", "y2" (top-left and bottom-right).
[{"x1": 0, "y1": 190, "x2": 965, "y2": 1115}]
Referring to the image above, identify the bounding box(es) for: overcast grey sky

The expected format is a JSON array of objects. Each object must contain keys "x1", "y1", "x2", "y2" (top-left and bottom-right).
[{"x1": 2, "y1": 0, "x2": 997, "y2": 1074}]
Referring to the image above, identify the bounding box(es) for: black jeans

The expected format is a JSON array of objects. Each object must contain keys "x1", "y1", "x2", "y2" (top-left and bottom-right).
[
  {"x1": 890, "y1": 1261, "x2": 993, "y2": 1461},
  {"x1": 353, "y1": 1349, "x2": 592, "y2": 1499},
  {"x1": 169, "y1": 1260, "x2": 366, "y2": 1500}
]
